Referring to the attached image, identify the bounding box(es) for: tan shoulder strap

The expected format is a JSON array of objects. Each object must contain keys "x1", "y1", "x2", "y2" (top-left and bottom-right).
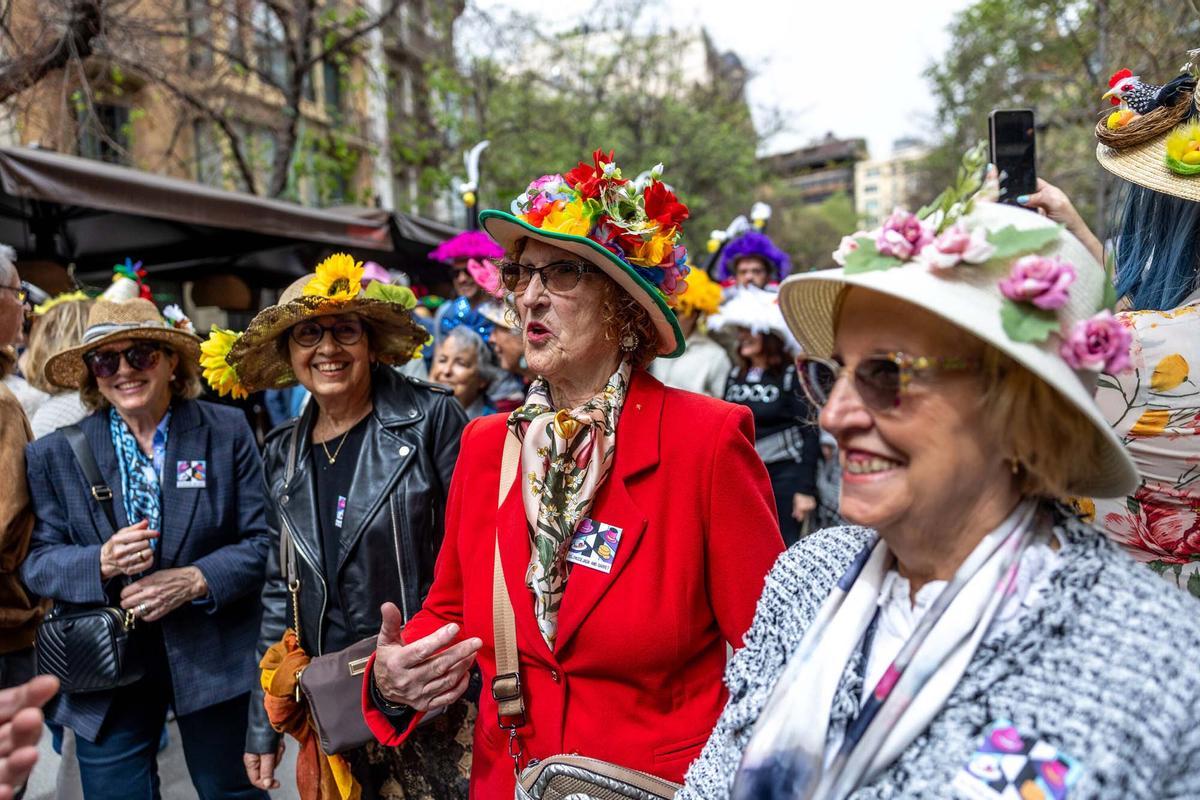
[{"x1": 492, "y1": 432, "x2": 525, "y2": 728}]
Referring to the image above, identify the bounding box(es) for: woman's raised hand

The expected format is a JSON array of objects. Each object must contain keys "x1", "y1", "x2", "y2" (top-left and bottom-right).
[
  {"x1": 99, "y1": 520, "x2": 160, "y2": 579},
  {"x1": 372, "y1": 603, "x2": 482, "y2": 712}
]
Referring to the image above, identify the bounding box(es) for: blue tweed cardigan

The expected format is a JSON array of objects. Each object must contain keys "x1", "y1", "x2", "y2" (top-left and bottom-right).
[{"x1": 680, "y1": 514, "x2": 1200, "y2": 799}]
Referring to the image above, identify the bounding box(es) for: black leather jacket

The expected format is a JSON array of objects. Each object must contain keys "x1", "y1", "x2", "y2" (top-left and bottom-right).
[{"x1": 246, "y1": 367, "x2": 467, "y2": 752}]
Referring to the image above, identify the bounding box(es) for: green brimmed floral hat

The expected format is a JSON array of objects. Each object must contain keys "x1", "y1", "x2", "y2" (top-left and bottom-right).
[
  {"x1": 199, "y1": 253, "x2": 428, "y2": 398},
  {"x1": 479, "y1": 148, "x2": 691, "y2": 357}
]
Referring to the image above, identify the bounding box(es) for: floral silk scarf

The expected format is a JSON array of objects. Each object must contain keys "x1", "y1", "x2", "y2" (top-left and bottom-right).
[{"x1": 507, "y1": 361, "x2": 631, "y2": 650}]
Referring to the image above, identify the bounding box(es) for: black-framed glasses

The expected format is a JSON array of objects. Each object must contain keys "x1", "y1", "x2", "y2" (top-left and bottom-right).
[
  {"x1": 290, "y1": 317, "x2": 365, "y2": 348},
  {"x1": 0, "y1": 284, "x2": 26, "y2": 303},
  {"x1": 498, "y1": 260, "x2": 599, "y2": 294},
  {"x1": 797, "y1": 352, "x2": 980, "y2": 412},
  {"x1": 85, "y1": 342, "x2": 165, "y2": 379}
]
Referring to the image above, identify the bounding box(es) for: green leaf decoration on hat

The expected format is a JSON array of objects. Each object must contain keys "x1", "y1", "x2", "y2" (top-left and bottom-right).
[
  {"x1": 1102, "y1": 249, "x2": 1119, "y2": 312},
  {"x1": 917, "y1": 141, "x2": 989, "y2": 233},
  {"x1": 843, "y1": 238, "x2": 904, "y2": 274},
  {"x1": 985, "y1": 225, "x2": 1063, "y2": 262},
  {"x1": 1000, "y1": 298, "x2": 1061, "y2": 343},
  {"x1": 363, "y1": 280, "x2": 417, "y2": 310}
]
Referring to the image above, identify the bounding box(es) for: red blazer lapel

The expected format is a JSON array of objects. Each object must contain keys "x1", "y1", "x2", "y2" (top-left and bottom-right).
[{"x1": 553, "y1": 370, "x2": 663, "y2": 654}]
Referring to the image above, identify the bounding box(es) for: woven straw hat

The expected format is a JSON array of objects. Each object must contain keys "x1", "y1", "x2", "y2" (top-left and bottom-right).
[
  {"x1": 778, "y1": 201, "x2": 1138, "y2": 499},
  {"x1": 224, "y1": 274, "x2": 428, "y2": 393},
  {"x1": 44, "y1": 298, "x2": 202, "y2": 390}
]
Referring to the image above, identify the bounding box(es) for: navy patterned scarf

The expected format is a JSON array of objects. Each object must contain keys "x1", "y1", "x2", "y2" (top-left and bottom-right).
[{"x1": 108, "y1": 408, "x2": 165, "y2": 534}]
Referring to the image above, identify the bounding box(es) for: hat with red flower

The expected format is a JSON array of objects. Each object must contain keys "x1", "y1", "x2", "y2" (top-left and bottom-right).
[{"x1": 479, "y1": 148, "x2": 691, "y2": 357}]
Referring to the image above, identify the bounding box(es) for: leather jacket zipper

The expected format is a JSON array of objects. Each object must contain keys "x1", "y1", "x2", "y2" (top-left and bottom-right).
[{"x1": 389, "y1": 494, "x2": 411, "y2": 621}]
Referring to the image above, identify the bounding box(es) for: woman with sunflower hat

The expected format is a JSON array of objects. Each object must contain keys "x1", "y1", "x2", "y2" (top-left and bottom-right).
[
  {"x1": 199, "y1": 254, "x2": 473, "y2": 798},
  {"x1": 364, "y1": 149, "x2": 784, "y2": 797}
]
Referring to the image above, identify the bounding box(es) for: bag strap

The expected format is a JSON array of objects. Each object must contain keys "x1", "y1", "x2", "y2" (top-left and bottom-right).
[
  {"x1": 491, "y1": 432, "x2": 525, "y2": 754},
  {"x1": 62, "y1": 424, "x2": 118, "y2": 535},
  {"x1": 280, "y1": 421, "x2": 302, "y2": 638}
]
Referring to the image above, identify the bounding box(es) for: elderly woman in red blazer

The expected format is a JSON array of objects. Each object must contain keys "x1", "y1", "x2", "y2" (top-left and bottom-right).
[{"x1": 362, "y1": 151, "x2": 785, "y2": 796}]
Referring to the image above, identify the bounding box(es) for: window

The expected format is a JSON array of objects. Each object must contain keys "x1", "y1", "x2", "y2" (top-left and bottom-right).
[
  {"x1": 252, "y1": 2, "x2": 287, "y2": 87},
  {"x1": 226, "y1": 0, "x2": 245, "y2": 61},
  {"x1": 322, "y1": 61, "x2": 343, "y2": 117},
  {"x1": 194, "y1": 121, "x2": 223, "y2": 186},
  {"x1": 865, "y1": 199, "x2": 879, "y2": 213},
  {"x1": 863, "y1": 183, "x2": 877, "y2": 194},
  {"x1": 78, "y1": 104, "x2": 131, "y2": 165},
  {"x1": 866, "y1": 167, "x2": 880, "y2": 178},
  {"x1": 186, "y1": 0, "x2": 214, "y2": 70}
]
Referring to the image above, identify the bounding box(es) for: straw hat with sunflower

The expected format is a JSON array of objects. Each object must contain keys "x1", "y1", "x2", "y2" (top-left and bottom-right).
[{"x1": 200, "y1": 253, "x2": 428, "y2": 399}]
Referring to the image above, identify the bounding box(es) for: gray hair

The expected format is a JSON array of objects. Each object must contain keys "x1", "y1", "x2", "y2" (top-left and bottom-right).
[
  {"x1": 0, "y1": 244, "x2": 16, "y2": 286},
  {"x1": 443, "y1": 326, "x2": 503, "y2": 387}
]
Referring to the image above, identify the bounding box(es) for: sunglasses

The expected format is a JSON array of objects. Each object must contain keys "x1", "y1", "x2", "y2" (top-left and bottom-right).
[
  {"x1": 498, "y1": 260, "x2": 599, "y2": 294},
  {"x1": 797, "y1": 352, "x2": 979, "y2": 412},
  {"x1": 290, "y1": 317, "x2": 365, "y2": 348},
  {"x1": 85, "y1": 342, "x2": 165, "y2": 379}
]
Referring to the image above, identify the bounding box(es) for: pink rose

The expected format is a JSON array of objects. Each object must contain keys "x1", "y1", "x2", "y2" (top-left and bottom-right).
[
  {"x1": 999, "y1": 255, "x2": 1077, "y2": 310},
  {"x1": 875, "y1": 209, "x2": 933, "y2": 260},
  {"x1": 1059, "y1": 311, "x2": 1133, "y2": 373},
  {"x1": 832, "y1": 232, "x2": 866, "y2": 266},
  {"x1": 919, "y1": 225, "x2": 996, "y2": 270}
]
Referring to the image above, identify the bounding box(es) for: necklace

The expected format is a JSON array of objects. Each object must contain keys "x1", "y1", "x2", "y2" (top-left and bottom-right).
[{"x1": 319, "y1": 428, "x2": 352, "y2": 464}]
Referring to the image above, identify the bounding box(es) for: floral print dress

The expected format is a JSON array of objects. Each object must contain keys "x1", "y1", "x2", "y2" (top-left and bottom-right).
[{"x1": 1090, "y1": 295, "x2": 1200, "y2": 597}]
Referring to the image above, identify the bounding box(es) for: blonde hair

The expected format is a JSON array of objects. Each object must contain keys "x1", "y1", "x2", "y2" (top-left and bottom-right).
[
  {"x1": 26, "y1": 299, "x2": 92, "y2": 394},
  {"x1": 79, "y1": 344, "x2": 204, "y2": 412},
  {"x1": 981, "y1": 346, "x2": 1110, "y2": 500}
]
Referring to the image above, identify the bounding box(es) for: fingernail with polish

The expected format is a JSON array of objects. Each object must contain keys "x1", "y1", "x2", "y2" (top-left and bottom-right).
[{"x1": 1016, "y1": 195, "x2": 1030, "y2": 205}]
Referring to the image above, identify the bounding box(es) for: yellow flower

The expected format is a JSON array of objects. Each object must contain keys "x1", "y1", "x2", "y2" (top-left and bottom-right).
[
  {"x1": 1165, "y1": 122, "x2": 1200, "y2": 169},
  {"x1": 540, "y1": 199, "x2": 592, "y2": 237},
  {"x1": 199, "y1": 327, "x2": 248, "y2": 400},
  {"x1": 1130, "y1": 408, "x2": 1171, "y2": 437},
  {"x1": 1150, "y1": 353, "x2": 1189, "y2": 391},
  {"x1": 629, "y1": 231, "x2": 674, "y2": 267},
  {"x1": 552, "y1": 409, "x2": 581, "y2": 440},
  {"x1": 1069, "y1": 497, "x2": 1096, "y2": 524},
  {"x1": 303, "y1": 253, "x2": 364, "y2": 302}
]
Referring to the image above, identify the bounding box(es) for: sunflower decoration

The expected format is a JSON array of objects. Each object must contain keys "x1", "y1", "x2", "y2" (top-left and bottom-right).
[
  {"x1": 303, "y1": 253, "x2": 365, "y2": 303},
  {"x1": 199, "y1": 326, "x2": 248, "y2": 400}
]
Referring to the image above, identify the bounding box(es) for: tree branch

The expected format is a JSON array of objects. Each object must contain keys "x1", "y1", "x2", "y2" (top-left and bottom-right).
[{"x1": 0, "y1": 0, "x2": 103, "y2": 103}]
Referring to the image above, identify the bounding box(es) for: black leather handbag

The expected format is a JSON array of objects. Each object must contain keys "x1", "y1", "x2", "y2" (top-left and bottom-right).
[{"x1": 35, "y1": 426, "x2": 145, "y2": 694}]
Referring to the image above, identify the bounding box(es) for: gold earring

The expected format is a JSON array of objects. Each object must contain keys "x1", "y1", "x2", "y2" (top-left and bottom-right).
[{"x1": 1009, "y1": 457, "x2": 1021, "y2": 475}]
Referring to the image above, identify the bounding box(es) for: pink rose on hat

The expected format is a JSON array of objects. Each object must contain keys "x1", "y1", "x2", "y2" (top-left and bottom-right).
[
  {"x1": 1060, "y1": 310, "x2": 1133, "y2": 374},
  {"x1": 919, "y1": 225, "x2": 995, "y2": 270},
  {"x1": 833, "y1": 232, "x2": 866, "y2": 266},
  {"x1": 999, "y1": 255, "x2": 1078, "y2": 310},
  {"x1": 875, "y1": 209, "x2": 933, "y2": 260}
]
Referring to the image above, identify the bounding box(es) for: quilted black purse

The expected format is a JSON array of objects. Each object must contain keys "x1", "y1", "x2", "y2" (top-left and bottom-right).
[{"x1": 35, "y1": 425, "x2": 145, "y2": 694}]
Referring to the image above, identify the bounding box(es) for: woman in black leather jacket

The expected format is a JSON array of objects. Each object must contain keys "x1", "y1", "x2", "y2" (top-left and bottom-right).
[{"x1": 199, "y1": 256, "x2": 470, "y2": 799}]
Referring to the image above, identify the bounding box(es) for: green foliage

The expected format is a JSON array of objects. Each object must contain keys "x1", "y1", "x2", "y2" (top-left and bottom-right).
[
  {"x1": 985, "y1": 224, "x2": 1063, "y2": 260},
  {"x1": 770, "y1": 191, "x2": 860, "y2": 272},
  {"x1": 843, "y1": 237, "x2": 903, "y2": 274},
  {"x1": 364, "y1": 280, "x2": 417, "y2": 308},
  {"x1": 1000, "y1": 297, "x2": 1061, "y2": 342}
]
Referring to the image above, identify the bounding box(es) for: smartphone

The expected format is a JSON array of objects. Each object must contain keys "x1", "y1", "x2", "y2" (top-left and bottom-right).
[{"x1": 989, "y1": 109, "x2": 1037, "y2": 204}]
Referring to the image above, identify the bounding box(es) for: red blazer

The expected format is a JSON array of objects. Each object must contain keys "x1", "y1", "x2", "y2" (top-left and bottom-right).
[{"x1": 363, "y1": 370, "x2": 784, "y2": 797}]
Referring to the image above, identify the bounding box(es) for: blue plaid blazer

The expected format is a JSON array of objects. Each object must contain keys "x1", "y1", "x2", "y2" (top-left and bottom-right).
[{"x1": 22, "y1": 399, "x2": 270, "y2": 742}]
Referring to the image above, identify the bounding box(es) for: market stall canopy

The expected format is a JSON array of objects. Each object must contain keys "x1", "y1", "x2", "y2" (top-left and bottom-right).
[{"x1": 0, "y1": 145, "x2": 460, "y2": 287}]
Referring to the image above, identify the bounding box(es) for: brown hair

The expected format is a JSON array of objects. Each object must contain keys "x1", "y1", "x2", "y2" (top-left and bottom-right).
[
  {"x1": 79, "y1": 343, "x2": 204, "y2": 412},
  {"x1": 735, "y1": 331, "x2": 789, "y2": 375},
  {"x1": 25, "y1": 299, "x2": 92, "y2": 394},
  {"x1": 980, "y1": 346, "x2": 1110, "y2": 499}
]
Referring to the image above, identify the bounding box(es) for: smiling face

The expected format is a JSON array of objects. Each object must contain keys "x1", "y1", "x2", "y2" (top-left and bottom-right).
[
  {"x1": 737, "y1": 328, "x2": 764, "y2": 359},
  {"x1": 93, "y1": 337, "x2": 178, "y2": 419},
  {"x1": 820, "y1": 288, "x2": 1014, "y2": 540},
  {"x1": 513, "y1": 239, "x2": 618, "y2": 385},
  {"x1": 287, "y1": 313, "x2": 373, "y2": 404},
  {"x1": 450, "y1": 259, "x2": 482, "y2": 302},
  {"x1": 429, "y1": 334, "x2": 487, "y2": 409}
]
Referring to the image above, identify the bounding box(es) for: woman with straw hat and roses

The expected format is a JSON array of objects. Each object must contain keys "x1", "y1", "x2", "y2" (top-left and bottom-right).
[
  {"x1": 22, "y1": 269, "x2": 272, "y2": 800},
  {"x1": 679, "y1": 148, "x2": 1200, "y2": 800},
  {"x1": 200, "y1": 254, "x2": 472, "y2": 799},
  {"x1": 363, "y1": 149, "x2": 784, "y2": 797}
]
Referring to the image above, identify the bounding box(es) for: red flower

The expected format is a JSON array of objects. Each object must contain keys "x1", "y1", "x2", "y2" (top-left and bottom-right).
[
  {"x1": 564, "y1": 148, "x2": 625, "y2": 200},
  {"x1": 524, "y1": 199, "x2": 563, "y2": 228},
  {"x1": 643, "y1": 180, "x2": 689, "y2": 233}
]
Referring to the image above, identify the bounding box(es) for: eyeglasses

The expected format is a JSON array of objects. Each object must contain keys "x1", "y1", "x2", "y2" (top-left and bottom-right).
[
  {"x1": 290, "y1": 317, "x2": 365, "y2": 348},
  {"x1": 796, "y1": 352, "x2": 980, "y2": 412},
  {"x1": 498, "y1": 260, "x2": 599, "y2": 294},
  {"x1": 85, "y1": 342, "x2": 164, "y2": 379},
  {"x1": 0, "y1": 284, "x2": 26, "y2": 303}
]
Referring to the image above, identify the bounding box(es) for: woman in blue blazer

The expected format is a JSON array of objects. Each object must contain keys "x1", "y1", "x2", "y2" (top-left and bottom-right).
[{"x1": 22, "y1": 293, "x2": 270, "y2": 800}]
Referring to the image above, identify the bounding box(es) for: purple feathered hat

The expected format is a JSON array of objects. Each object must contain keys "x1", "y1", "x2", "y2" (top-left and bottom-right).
[
  {"x1": 429, "y1": 230, "x2": 505, "y2": 264},
  {"x1": 716, "y1": 231, "x2": 792, "y2": 281}
]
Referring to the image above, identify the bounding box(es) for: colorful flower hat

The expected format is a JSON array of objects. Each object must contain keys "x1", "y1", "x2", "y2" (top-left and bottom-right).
[
  {"x1": 708, "y1": 285, "x2": 800, "y2": 353},
  {"x1": 674, "y1": 267, "x2": 722, "y2": 318},
  {"x1": 200, "y1": 253, "x2": 428, "y2": 399},
  {"x1": 1094, "y1": 55, "x2": 1200, "y2": 202},
  {"x1": 44, "y1": 262, "x2": 200, "y2": 390},
  {"x1": 716, "y1": 231, "x2": 792, "y2": 282},
  {"x1": 478, "y1": 148, "x2": 690, "y2": 358},
  {"x1": 778, "y1": 144, "x2": 1138, "y2": 498}
]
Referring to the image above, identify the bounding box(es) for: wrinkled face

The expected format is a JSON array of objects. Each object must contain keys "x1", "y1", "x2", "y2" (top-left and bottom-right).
[
  {"x1": 513, "y1": 239, "x2": 616, "y2": 381},
  {"x1": 287, "y1": 313, "x2": 373, "y2": 403},
  {"x1": 737, "y1": 327, "x2": 764, "y2": 359},
  {"x1": 489, "y1": 326, "x2": 525, "y2": 373},
  {"x1": 429, "y1": 336, "x2": 486, "y2": 409},
  {"x1": 0, "y1": 268, "x2": 22, "y2": 346},
  {"x1": 450, "y1": 259, "x2": 482, "y2": 301},
  {"x1": 734, "y1": 257, "x2": 770, "y2": 289},
  {"x1": 820, "y1": 288, "x2": 1001, "y2": 535},
  {"x1": 92, "y1": 337, "x2": 178, "y2": 418}
]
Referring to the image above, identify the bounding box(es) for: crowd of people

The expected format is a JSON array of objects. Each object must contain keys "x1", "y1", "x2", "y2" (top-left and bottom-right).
[{"x1": 0, "y1": 48, "x2": 1196, "y2": 800}]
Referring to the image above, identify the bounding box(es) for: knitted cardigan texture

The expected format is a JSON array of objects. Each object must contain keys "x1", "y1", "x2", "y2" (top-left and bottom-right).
[{"x1": 679, "y1": 516, "x2": 1200, "y2": 799}]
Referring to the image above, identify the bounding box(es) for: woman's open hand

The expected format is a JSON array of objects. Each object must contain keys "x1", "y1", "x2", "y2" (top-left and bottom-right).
[
  {"x1": 119, "y1": 567, "x2": 208, "y2": 622},
  {"x1": 372, "y1": 603, "x2": 482, "y2": 712}
]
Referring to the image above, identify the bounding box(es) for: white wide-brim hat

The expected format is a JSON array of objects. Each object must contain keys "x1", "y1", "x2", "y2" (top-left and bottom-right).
[
  {"x1": 778, "y1": 202, "x2": 1138, "y2": 498},
  {"x1": 709, "y1": 285, "x2": 800, "y2": 353}
]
